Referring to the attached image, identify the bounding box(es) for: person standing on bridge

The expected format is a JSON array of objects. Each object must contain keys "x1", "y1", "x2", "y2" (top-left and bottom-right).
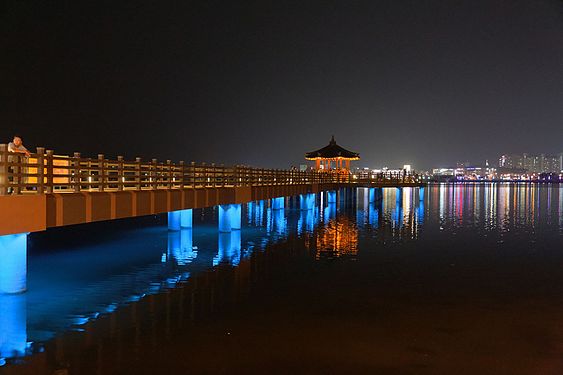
[
  {"x1": 7, "y1": 135, "x2": 31, "y2": 194},
  {"x1": 8, "y1": 135, "x2": 31, "y2": 157}
]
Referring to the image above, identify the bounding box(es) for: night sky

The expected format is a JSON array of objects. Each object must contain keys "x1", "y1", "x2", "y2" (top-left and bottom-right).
[{"x1": 2, "y1": 0, "x2": 562, "y2": 169}]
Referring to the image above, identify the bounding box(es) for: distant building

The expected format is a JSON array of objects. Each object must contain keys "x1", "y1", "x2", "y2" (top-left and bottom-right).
[{"x1": 498, "y1": 153, "x2": 562, "y2": 173}]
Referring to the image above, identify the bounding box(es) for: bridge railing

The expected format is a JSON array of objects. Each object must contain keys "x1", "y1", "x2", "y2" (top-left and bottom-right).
[{"x1": 0, "y1": 144, "x2": 420, "y2": 195}]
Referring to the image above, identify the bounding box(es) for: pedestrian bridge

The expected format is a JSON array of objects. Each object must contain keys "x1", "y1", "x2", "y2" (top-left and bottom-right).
[
  {"x1": 0, "y1": 144, "x2": 424, "y2": 294},
  {"x1": 0, "y1": 143, "x2": 422, "y2": 236}
]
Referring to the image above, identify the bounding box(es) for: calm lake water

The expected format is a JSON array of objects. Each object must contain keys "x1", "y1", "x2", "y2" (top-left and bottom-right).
[{"x1": 1, "y1": 183, "x2": 563, "y2": 374}]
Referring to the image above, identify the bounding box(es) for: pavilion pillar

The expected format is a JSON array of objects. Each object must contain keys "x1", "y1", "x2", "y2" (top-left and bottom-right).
[
  {"x1": 315, "y1": 159, "x2": 320, "y2": 170},
  {"x1": 0, "y1": 233, "x2": 27, "y2": 294}
]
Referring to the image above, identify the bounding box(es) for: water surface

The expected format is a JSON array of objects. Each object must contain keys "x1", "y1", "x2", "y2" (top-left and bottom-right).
[{"x1": 2, "y1": 183, "x2": 563, "y2": 374}]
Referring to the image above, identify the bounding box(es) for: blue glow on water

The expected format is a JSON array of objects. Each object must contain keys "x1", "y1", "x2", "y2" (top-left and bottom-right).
[
  {"x1": 0, "y1": 233, "x2": 28, "y2": 294},
  {"x1": 167, "y1": 229, "x2": 197, "y2": 266},
  {"x1": 417, "y1": 196, "x2": 425, "y2": 226},
  {"x1": 214, "y1": 231, "x2": 242, "y2": 266},
  {"x1": 298, "y1": 209, "x2": 316, "y2": 234},
  {"x1": 247, "y1": 202, "x2": 254, "y2": 225},
  {"x1": 0, "y1": 294, "x2": 27, "y2": 359},
  {"x1": 273, "y1": 208, "x2": 286, "y2": 234},
  {"x1": 368, "y1": 203, "x2": 379, "y2": 226},
  {"x1": 369, "y1": 188, "x2": 375, "y2": 203},
  {"x1": 255, "y1": 200, "x2": 265, "y2": 226},
  {"x1": 324, "y1": 203, "x2": 336, "y2": 223},
  {"x1": 3, "y1": 185, "x2": 562, "y2": 366}
]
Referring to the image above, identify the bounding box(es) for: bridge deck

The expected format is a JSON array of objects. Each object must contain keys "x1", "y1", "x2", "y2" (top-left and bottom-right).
[{"x1": 0, "y1": 144, "x2": 423, "y2": 236}]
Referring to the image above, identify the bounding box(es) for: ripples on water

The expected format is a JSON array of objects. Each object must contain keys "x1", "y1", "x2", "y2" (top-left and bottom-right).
[{"x1": 1, "y1": 183, "x2": 563, "y2": 374}]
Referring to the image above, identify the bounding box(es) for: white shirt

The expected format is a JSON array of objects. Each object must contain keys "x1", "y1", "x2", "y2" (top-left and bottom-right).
[{"x1": 8, "y1": 142, "x2": 28, "y2": 153}]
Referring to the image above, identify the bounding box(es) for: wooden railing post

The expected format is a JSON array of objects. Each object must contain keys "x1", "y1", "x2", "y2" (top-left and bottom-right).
[
  {"x1": 210, "y1": 163, "x2": 217, "y2": 187},
  {"x1": 151, "y1": 158, "x2": 158, "y2": 190},
  {"x1": 36, "y1": 147, "x2": 45, "y2": 194},
  {"x1": 45, "y1": 150, "x2": 54, "y2": 193},
  {"x1": 166, "y1": 160, "x2": 173, "y2": 189},
  {"x1": 0, "y1": 144, "x2": 8, "y2": 195},
  {"x1": 219, "y1": 164, "x2": 225, "y2": 187},
  {"x1": 117, "y1": 155, "x2": 124, "y2": 191},
  {"x1": 73, "y1": 152, "x2": 81, "y2": 192},
  {"x1": 201, "y1": 162, "x2": 209, "y2": 187},
  {"x1": 190, "y1": 162, "x2": 196, "y2": 188},
  {"x1": 135, "y1": 157, "x2": 142, "y2": 190},
  {"x1": 98, "y1": 154, "x2": 105, "y2": 192},
  {"x1": 179, "y1": 161, "x2": 185, "y2": 189}
]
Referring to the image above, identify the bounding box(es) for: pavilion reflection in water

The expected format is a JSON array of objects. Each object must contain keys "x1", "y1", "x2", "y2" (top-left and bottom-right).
[{"x1": 314, "y1": 216, "x2": 359, "y2": 260}]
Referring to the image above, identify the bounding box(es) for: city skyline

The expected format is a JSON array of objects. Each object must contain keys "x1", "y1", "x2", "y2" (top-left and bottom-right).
[{"x1": 2, "y1": 0, "x2": 563, "y2": 169}]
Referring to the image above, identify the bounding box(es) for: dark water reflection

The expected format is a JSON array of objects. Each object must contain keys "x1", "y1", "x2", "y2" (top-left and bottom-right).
[{"x1": 2, "y1": 184, "x2": 563, "y2": 374}]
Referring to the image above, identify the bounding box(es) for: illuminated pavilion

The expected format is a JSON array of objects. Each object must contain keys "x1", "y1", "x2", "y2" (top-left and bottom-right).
[{"x1": 305, "y1": 136, "x2": 360, "y2": 171}]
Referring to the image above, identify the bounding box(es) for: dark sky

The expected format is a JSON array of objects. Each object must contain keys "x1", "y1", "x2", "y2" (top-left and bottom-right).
[{"x1": 2, "y1": 0, "x2": 562, "y2": 169}]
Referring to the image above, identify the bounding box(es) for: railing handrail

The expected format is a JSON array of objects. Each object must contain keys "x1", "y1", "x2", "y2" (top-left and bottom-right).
[{"x1": 0, "y1": 144, "x2": 421, "y2": 195}]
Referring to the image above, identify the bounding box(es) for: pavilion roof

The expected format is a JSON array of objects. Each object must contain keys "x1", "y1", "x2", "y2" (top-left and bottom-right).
[{"x1": 305, "y1": 136, "x2": 360, "y2": 160}]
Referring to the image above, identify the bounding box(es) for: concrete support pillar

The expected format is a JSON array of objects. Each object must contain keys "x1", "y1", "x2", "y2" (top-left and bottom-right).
[
  {"x1": 246, "y1": 202, "x2": 254, "y2": 223},
  {"x1": 0, "y1": 233, "x2": 27, "y2": 294},
  {"x1": 327, "y1": 191, "x2": 337, "y2": 204},
  {"x1": 231, "y1": 204, "x2": 241, "y2": 230},
  {"x1": 168, "y1": 211, "x2": 181, "y2": 231},
  {"x1": 419, "y1": 187, "x2": 425, "y2": 201},
  {"x1": 272, "y1": 197, "x2": 285, "y2": 210},
  {"x1": 0, "y1": 294, "x2": 27, "y2": 359},
  {"x1": 180, "y1": 209, "x2": 193, "y2": 228},
  {"x1": 218, "y1": 204, "x2": 242, "y2": 232},
  {"x1": 368, "y1": 188, "x2": 375, "y2": 203},
  {"x1": 299, "y1": 193, "x2": 315, "y2": 210}
]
